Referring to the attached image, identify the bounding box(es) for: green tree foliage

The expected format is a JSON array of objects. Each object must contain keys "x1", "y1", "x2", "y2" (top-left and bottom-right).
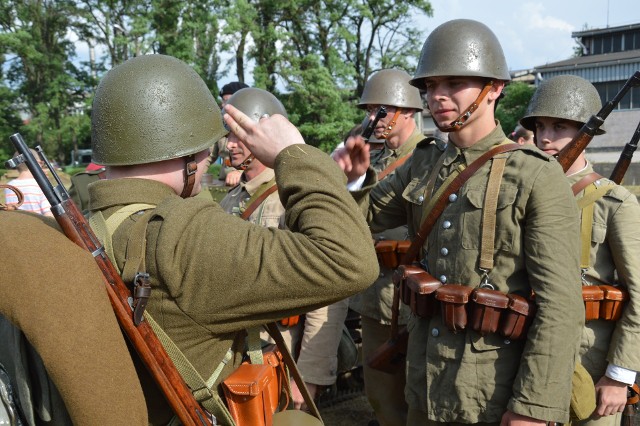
[{"x1": 496, "y1": 81, "x2": 536, "y2": 137}]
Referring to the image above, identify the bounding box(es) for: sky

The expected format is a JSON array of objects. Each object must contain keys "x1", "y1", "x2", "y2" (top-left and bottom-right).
[{"x1": 418, "y1": 0, "x2": 640, "y2": 72}]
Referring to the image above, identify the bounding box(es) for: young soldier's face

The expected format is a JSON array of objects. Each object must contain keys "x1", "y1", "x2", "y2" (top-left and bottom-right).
[
  {"x1": 534, "y1": 117, "x2": 581, "y2": 156},
  {"x1": 422, "y1": 77, "x2": 487, "y2": 128}
]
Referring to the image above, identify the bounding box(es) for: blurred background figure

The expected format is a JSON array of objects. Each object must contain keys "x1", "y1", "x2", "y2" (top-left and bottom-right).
[
  {"x1": 509, "y1": 124, "x2": 534, "y2": 145},
  {"x1": 3, "y1": 149, "x2": 52, "y2": 216}
]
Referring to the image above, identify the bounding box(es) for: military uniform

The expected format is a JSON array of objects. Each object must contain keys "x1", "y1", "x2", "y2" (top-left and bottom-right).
[
  {"x1": 350, "y1": 130, "x2": 426, "y2": 425},
  {"x1": 68, "y1": 168, "x2": 104, "y2": 215},
  {"x1": 211, "y1": 137, "x2": 235, "y2": 181},
  {"x1": 353, "y1": 125, "x2": 584, "y2": 424},
  {"x1": 88, "y1": 145, "x2": 379, "y2": 425},
  {"x1": 568, "y1": 164, "x2": 640, "y2": 426}
]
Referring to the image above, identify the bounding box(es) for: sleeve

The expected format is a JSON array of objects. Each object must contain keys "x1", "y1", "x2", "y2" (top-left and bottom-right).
[
  {"x1": 295, "y1": 299, "x2": 350, "y2": 385},
  {"x1": 154, "y1": 146, "x2": 380, "y2": 334},
  {"x1": 508, "y1": 161, "x2": 585, "y2": 422},
  {"x1": 604, "y1": 192, "x2": 640, "y2": 372}
]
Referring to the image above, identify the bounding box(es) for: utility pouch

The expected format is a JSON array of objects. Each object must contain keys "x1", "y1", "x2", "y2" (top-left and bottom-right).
[
  {"x1": 405, "y1": 272, "x2": 441, "y2": 318},
  {"x1": 393, "y1": 264, "x2": 425, "y2": 306},
  {"x1": 222, "y1": 363, "x2": 275, "y2": 426},
  {"x1": 470, "y1": 288, "x2": 509, "y2": 336},
  {"x1": 599, "y1": 285, "x2": 629, "y2": 321},
  {"x1": 396, "y1": 240, "x2": 411, "y2": 265},
  {"x1": 279, "y1": 316, "x2": 300, "y2": 328},
  {"x1": 435, "y1": 284, "x2": 473, "y2": 333},
  {"x1": 375, "y1": 240, "x2": 399, "y2": 268},
  {"x1": 262, "y1": 345, "x2": 289, "y2": 413},
  {"x1": 499, "y1": 294, "x2": 536, "y2": 340},
  {"x1": 582, "y1": 285, "x2": 604, "y2": 322}
]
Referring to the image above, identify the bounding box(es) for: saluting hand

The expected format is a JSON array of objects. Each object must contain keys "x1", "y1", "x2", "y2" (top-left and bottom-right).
[
  {"x1": 331, "y1": 135, "x2": 370, "y2": 183},
  {"x1": 223, "y1": 104, "x2": 305, "y2": 168}
]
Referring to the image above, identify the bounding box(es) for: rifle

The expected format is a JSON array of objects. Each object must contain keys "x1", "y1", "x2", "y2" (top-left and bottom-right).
[
  {"x1": 7, "y1": 134, "x2": 213, "y2": 426},
  {"x1": 622, "y1": 383, "x2": 639, "y2": 426},
  {"x1": 610, "y1": 120, "x2": 640, "y2": 184},
  {"x1": 556, "y1": 71, "x2": 640, "y2": 173},
  {"x1": 361, "y1": 106, "x2": 388, "y2": 141}
]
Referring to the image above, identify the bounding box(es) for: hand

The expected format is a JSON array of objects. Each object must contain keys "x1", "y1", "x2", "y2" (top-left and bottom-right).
[
  {"x1": 594, "y1": 376, "x2": 628, "y2": 417},
  {"x1": 290, "y1": 381, "x2": 317, "y2": 411},
  {"x1": 331, "y1": 135, "x2": 370, "y2": 183},
  {"x1": 223, "y1": 105, "x2": 305, "y2": 168},
  {"x1": 225, "y1": 169, "x2": 242, "y2": 187},
  {"x1": 500, "y1": 410, "x2": 547, "y2": 426}
]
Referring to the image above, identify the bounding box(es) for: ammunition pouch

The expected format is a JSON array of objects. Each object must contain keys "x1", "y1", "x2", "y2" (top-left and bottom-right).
[
  {"x1": 404, "y1": 272, "x2": 441, "y2": 318},
  {"x1": 375, "y1": 240, "x2": 412, "y2": 269},
  {"x1": 470, "y1": 288, "x2": 509, "y2": 336},
  {"x1": 600, "y1": 285, "x2": 629, "y2": 321},
  {"x1": 499, "y1": 294, "x2": 536, "y2": 340},
  {"x1": 582, "y1": 285, "x2": 604, "y2": 322},
  {"x1": 435, "y1": 285, "x2": 473, "y2": 334},
  {"x1": 279, "y1": 316, "x2": 300, "y2": 328}
]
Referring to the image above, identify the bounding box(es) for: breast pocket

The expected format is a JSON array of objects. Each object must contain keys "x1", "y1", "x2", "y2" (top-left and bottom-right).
[
  {"x1": 461, "y1": 185, "x2": 519, "y2": 252},
  {"x1": 402, "y1": 177, "x2": 427, "y2": 225}
]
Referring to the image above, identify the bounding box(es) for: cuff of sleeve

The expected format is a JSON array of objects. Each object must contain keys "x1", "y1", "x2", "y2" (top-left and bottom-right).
[
  {"x1": 508, "y1": 399, "x2": 569, "y2": 424},
  {"x1": 606, "y1": 363, "x2": 637, "y2": 385}
]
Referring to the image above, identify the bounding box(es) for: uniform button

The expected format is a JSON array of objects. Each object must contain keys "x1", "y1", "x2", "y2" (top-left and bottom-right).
[
  {"x1": 418, "y1": 195, "x2": 425, "y2": 203},
  {"x1": 439, "y1": 275, "x2": 447, "y2": 284},
  {"x1": 504, "y1": 339, "x2": 511, "y2": 345},
  {"x1": 442, "y1": 220, "x2": 451, "y2": 229},
  {"x1": 431, "y1": 328, "x2": 439, "y2": 337},
  {"x1": 448, "y1": 193, "x2": 458, "y2": 202},
  {"x1": 440, "y1": 247, "x2": 449, "y2": 256},
  {"x1": 379, "y1": 272, "x2": 385, "y2": 278}
]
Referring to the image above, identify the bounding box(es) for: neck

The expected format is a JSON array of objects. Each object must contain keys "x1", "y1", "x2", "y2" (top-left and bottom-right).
[
  {"x1": 17, "y1": 170, "x2": 34, "y2": 179},
  {"x1": 448, "y1": 114, "x2": 497, "y2": 149},
  {"x1": 385, "y1": 120, "x2": 416, "y2": 150},
  {"x1": 566, "y1": 155, "x2": 588, "y2": 176},
  {"x1": 106, "y1": 158, "x2": 186, "y2": 195},
  {"x1": 244, "y1": 161, "x2": 267, "y2": 181}
]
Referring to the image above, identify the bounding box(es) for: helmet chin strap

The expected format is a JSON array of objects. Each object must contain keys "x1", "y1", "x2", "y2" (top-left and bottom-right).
[
  {"x1": 381, "y1": 109, "x2": 403, "y2": 139},
  {"x1": 179, "y1": 154, "x2": 197, "y2": 198},
  {"x1": 236, "y1": 154, "x2": 255, "y2": 171},
  {"x1": 436, "y1": 80, "x2": 494, "y2": 132}
]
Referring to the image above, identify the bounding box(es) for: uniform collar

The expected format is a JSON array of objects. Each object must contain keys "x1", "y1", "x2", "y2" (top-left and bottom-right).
[
  {"x1": 375, "y1": 130, "x2": 425, "y2": 163},
  {"x1": 89, "y1": 178, "x2": 177, "y2": 212},
  {"x1": 566, "y1": 161, "x2": 594, "y2": 185},
  {"x1": 241, "y1": 168, "x2": 275, "y2": 196},
  {"x1": 442, "y1": 124, "x2": 507, "y2": 166}
]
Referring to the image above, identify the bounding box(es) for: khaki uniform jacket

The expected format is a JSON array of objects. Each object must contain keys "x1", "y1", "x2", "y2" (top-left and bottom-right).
[
  {"x1": 569, "y1": 164, "x2": 640, "y2": 379},
  {"x1": 353, "y1": 125, "x2": 584, "y2": 423},
  {"x1": 219, "y1": 168, "x2": 284, "y2": 228},
  {"x1": 88, "y1": 146, "x2": 379, "y2": 425},
  {"x1": 350, "y1": 130, "x2": 427, "y2": 325}
]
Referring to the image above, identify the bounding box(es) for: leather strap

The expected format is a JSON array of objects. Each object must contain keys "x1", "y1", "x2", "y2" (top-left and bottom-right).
[
  {"x1": 381, "y1": 108, "x2": 403, "y2": 139},
  {"x1": 0, "y1": 184, "x2": 24, "y2": 210},
  {"x1": 437, "y1": 80, "x2": 494, "y2": 132},
  {"x1": 377, "y1": 152, "x2": 412, "y2": 181},
  {"x1": 572, "y1": 172, "x2": 602, "y2": 196},
  {"x1": 479, "y1": 155, "x2": 507, "y2": 271},
  {"x1": 179, "y1": 155, "x2": 198, "y2": 198},
  {"x1": 265, "y1": 323, "x2": 323, "y2": 423},
  {"x1": 240, "y1": 181, "x2": 278, "y2": 220}
]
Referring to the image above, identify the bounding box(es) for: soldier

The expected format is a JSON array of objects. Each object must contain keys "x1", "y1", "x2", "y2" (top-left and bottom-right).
[
  {"x1": 346, "y1": 68, "x2": 430, "y2": 426},
  {"x1": 3, "y1": 149, "x2": 52, "y2": 216},
  {"x1": 220, "y1": 87, "x2": 350, "y2": 410},
  {"x1": 509, "y1": 124, "x2": 534, "y2": 146},
  {"x1": 86, "y1": 54, "x2": 378, "y2": 425},
  {"x1": 68, "y1": 162, "x2": 106, "y2": 216},
  {"x1": 213, "y1": 81, "x2": 249, "y2": 186},
  {"x1": 520, "y1": 75, "x2": 640, "y2": 424},
  {"x1": 333, "y1": 19, "x2": 584, "y2": 425}
]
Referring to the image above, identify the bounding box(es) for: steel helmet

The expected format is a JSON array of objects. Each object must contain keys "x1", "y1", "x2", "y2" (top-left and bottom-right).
[
  {"x1": 358, "y1": 69, "x2": 423, "y2": 111},
  {"x1": 410, "y1": 19, "x2": 511, "y2": 90},
  {"x1": 520, "y1": 75, "x2": 605, "y2": 134},
  {"x1": 225, "y1": 87, "x2": 288, "y2": 121},
  {"x1": 92, "y1": 54, "x2": 227, "y2": 166}
]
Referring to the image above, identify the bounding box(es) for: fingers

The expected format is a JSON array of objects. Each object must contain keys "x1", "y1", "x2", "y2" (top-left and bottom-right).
[{"x1": 223, "y1": 104, "x2": 256, "y2": 141}]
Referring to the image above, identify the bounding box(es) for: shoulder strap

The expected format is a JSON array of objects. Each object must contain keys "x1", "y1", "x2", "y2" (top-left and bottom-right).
[
  {"x1": 401, "y1": 143, "x2": 524, "y2": 265},
  {"x1": 479, "y1": 155, "x2": 508, "y2": 272},
  {"x1": 577, "y1": 179, "x2": 615, "y2": 271},
  {"x1": 240, "y1": 181, "x2": 278, "y2": 220},
  {"x1": 572, "y1": 172, "x2": 602, "y2": 196},
  {"x1": 377, "y1": 152, "x2": 412, "y2": 181}
]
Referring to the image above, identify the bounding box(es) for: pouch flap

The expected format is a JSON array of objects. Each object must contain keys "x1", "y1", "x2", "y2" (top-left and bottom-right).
[
  {"x1": 375, "y1": 240, "x2": 398, "y2": 253},
  {"x1": 223, "y1": 364, "x2": 272, "y2": 396},
  {"x1": 396, "y1": 240, "x2": 411, "y2": 254},
  {"x1": 472, "y1": 288, "x2": 509, "y2": 308},
  {"x1": 600, "y1": 285, "x2": 629, "y2": 301},
  {"x1": 582, "y1": 285, "x2": 604, "y2": 301},
  {"x1": 392, "y1": 264, "x2": 424, "y2": 286},
  {"x1": 406, "y1": 272, "x2": 441, "y2": 295},
  {"x1": 506, "y1": 294, "x2": 535, "y2": 315},
  {"x1": 435, "y1": 284, "x2": 473, "y2": 303}
]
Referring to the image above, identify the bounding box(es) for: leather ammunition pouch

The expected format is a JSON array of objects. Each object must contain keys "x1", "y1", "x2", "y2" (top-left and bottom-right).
[
  {"x1": 470, "y1": 288, "x2": 509, "y2": 336},
  {"x1": 499, "y1": 294, "x2": 536, "y2": 340},
  {"x1": 435, "y1": 285, "x2": 473, "y2": 333},
  {"x1": 394, "y1": 264, "x2": 425, "y2": 305},
  {"x1": 279, "y1": 316, "x2": 300, "y2": 328},
  {"x1": 582, "y1": 285, "x2": 604, "y2": 322},
  {"x1": 222, "y1": 345, "x2": 288, "y2": 426},
  {"x1": 375, "y1": 240, "x2": 399, "y2": 269},
  {"x1": 404, "y1": 272, "x2": 441, "y2": 318},
  {"x1": 600, "y1": 285, "x2": 629, "y2": 321}
]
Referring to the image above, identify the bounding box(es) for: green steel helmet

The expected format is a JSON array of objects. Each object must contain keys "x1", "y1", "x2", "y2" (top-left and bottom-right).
[
  {"x1": 520, "y1": 75, "x2": 605, "y2": 134},
  {"x1": 410, "y1": 19, "x2": 511, "y2": 90},
  {"x1": 91, "y1": 54, "x2": 227, "y2": 166},
  {"x1": 225, "y1": 87, "x2": 288, "y2": 121},
  {"x1": 358, "y1": 69, "x2": 423, "y2": 111}
]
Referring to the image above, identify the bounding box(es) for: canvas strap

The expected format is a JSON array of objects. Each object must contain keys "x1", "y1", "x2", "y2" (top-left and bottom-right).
[{"x1": 240, "y1": 179, "x2": 278, "y2": 220}]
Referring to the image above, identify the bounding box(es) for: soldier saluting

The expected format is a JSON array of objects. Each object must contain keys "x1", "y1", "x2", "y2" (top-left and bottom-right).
[{"x1": 333, "y1": 19, "x2": 584, "y2": 425}]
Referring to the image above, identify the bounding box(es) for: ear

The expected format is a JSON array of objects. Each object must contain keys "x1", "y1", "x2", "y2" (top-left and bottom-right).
[{"x1": 488, "y1": 81, "x2": 505, "y2": 102}]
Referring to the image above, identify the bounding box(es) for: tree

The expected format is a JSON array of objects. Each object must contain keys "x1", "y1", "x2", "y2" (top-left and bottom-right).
[{"x1": 496, "y1": 81, "x2": 536, "y2": 137}]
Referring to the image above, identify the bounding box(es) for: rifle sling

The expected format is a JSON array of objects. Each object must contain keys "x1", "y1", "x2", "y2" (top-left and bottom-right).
[
  {"x1": 377, "y1": 152, "x2": 412, "y2": 181},
  {"x1": 571, "y1": 172, "x2": 602, "y2": 196}
]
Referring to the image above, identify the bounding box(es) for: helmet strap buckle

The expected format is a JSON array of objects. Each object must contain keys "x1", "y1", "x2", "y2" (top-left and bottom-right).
[
  {"x1": 179, "y1": 154, "x2": 197, "y2": 198},
  {"x1": 437, "y1": 80, "x2": 494, "y2": 132}
]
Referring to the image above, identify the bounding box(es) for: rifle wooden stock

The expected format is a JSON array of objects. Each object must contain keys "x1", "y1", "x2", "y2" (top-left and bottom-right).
[
  {"x1": 557, "y1": 71, "x2": 640, "y2": 173},
  {"x1": 8, "y1": 134, "x2": 212, "y2": 426},
  {"x1": 610, "y1": 120, "x2": 640, "y2": 184}
]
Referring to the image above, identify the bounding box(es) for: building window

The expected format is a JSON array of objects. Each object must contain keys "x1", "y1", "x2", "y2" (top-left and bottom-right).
[
  {"x1": 613, "y1": 34, "x2": 622, "y2": 52},
  {"x1": 594, "y1": 81, "x2": 640, "y2": 110}
]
